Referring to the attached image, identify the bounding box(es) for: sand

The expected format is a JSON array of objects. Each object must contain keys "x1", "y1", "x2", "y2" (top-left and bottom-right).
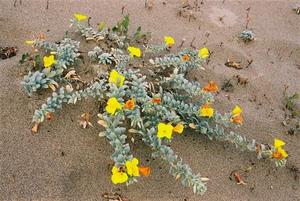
[{"x1": 0, "y1": 0, "x2": 299, "y2": 200}]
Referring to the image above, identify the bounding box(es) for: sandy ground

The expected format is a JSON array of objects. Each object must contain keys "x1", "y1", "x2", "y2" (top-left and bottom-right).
[{"x1": 0, "y1": 0, "x2": 300, "y2": 200}]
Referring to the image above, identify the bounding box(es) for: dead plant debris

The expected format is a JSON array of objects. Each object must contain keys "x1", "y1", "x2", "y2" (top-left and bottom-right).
[
  {"x1": 79, "y1": 112, "x2": 93, "y2": 129},
  {"x1": 102, "y1": 192, "x2": 129, "y2": 201},
  {"x1": 0, "y1": 47, "x2": 18, "y2": 59},
  {"x1": 221, "y1": 79, "x2": 234, "y2": 92},
  {"x1": 230, "y1": 170, "x2": 247, "y2": 185},
  {"x1": 225, "y1": 59, "x2": 242, "y2": 69},
  {"x1": 234, "y1": 75, "x2": 249, "y2": 86}
]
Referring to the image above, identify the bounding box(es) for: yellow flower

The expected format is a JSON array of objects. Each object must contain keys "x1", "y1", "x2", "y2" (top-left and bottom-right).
[
  {"x1": 231, "y1": 105, "x2": 243, "y2": 124},
  {"x1": 105, "y1": 97, "x2": 122, "y2": 115},
  {"x1": 164, "y1": 36, "x2": 175, "y2": 47},
  {"x1": 157, "y1": 123, "x2": 174, "y2": 139},
  {"x1": 199, "y1": 104, "x2": 214, "y2": 118},
  {"x1": 43, "y1": 55, "x2": 56, "y2": 68},
  {"x1": 25, "y1": 40, "x2": 34, "y2": 45},
  {"x1": 126, "y1": 158, "x2": 140, "y2": 177},
  {"x1": 272, "y1": 138, "x2": 288, "y2": 160},
  {"x1": 198, "y1": 47, "x2": 210, "y2": 59},
  {"x1": 111, "y1": 166, "x2": 128, "y2": 184},
  {"x1": 128, "y1": 46, "x2": 141, "y2": 58},
  {"x1": 274, "y1": 138, "x2": 286, "y2": 148},
  {"x1": 109, "y1": 70, "x2": 125, "y2": 87},
  {"x1": 173, "y1": 123, "x2": 184, "y2": 134},
  {"x1": 232, "y1": 105, "x2": 242, "y2": 116},
  {"x1": 74, "y1": 13, "x2": 88, "y2": 21}
]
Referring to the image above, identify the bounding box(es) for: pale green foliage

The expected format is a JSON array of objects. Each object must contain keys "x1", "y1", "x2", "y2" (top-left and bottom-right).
[
  {"x1": 25, "y1": 16, "x2": 286, "y2": 196},
  {"x1": 21, "y1": 71, "x2": 58, "y2": 95},
  {"x1": 21, "y1": 38, "x2": 80, "y2": 95},
  {"x1": 88, "y1": 47, "x2": 114, "y2": 64},
  {"x1": 239, "y1": 30, "x2": 255, "y2": 42}
]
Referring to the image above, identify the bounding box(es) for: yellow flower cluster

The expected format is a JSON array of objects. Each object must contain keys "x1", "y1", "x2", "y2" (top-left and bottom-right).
[
  {"x1": 272, "y1": 138, "x2": 288, "y2": 160},
  {"x1": 111, "y1": 158, "x2": 150, "y2": 184},
  {"x1": 157, "y1": 122, "x2": 184, "y2": 139}
]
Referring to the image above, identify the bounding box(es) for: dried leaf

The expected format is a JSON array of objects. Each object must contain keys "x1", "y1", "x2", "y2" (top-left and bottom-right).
[
  {"x1": 64, "y1": 69, "x2": 82, "y2": 82},
  {"x1": 189, "y1": 123, "x2": 197, "y2": 129},
  {"x1": 201, "y1": 177, "x2": 210, "y2": 182},
  {"x1": 80, "y1": 112, "x2": 93, "y2": 129},
  {"x1": 64, "y1": 70, "x2": 77, "y2": 79},
  {"x1": 225, "y1": 59, "x2": 242, "y2": 69},
  {"x1": 48, "y1": 83, "x2": 57, "y2": 92},
  {"x1": 128, "y1": 128, "x2": 139, "y2": 133},
  {"x1": 65, "y1": 84, "x2": 73, "y2": 92},
  {"x1": 99, "y1": 131, "x2": 106, "y2": 137},
  {"x1": 149, "y1": 59, "x2": 155, "y2": 65},
  {"x1": 31, "y1": 123, "x2": 39, "y2": 134},
  {"x1": 102, "y1": 192, "x2": 129, "y2": 201},
  {"x1": 97, "y1": 120, "x2": 108, "y2": 128},
  {"x1": 97, "y1": 113, "x2": 104, "y2": 119},
  {"x1": 230, "y1": 170, "x2": 247, "y2": 185}
]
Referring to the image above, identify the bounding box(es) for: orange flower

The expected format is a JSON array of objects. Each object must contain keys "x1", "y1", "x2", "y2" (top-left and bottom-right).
[
  {"x1": 152, "y1": 97, "x2": 161, "y2": 104},
  {"x1": 272, "y1": 151, "x2": 284, "y2": 160},
  {"x1": 231, "y1": 114, "x2": 243, "y2": 124},
  {"x1": 124, "y1": 98, "x2": 135, "y2": 110},
  {"x1": 139, "y1": 166, "x2": 151, "y2": 177},
  {"x1": 182, "y1": 54, "x2": 190, "y2": 62},
  {"x1": 203, "y1": 81, "x2": 218, "y2": 93},
  {"x1": 173, "y1": 123, "x2": 184, "y2": 134}
]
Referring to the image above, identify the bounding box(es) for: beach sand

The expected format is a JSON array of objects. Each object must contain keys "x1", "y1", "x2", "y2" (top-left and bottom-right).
[{"x1": 0, "y1": 0, "x2": 299, "y2": 200}]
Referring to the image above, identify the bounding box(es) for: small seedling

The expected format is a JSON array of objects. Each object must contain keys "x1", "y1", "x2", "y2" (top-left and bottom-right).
[
  {"x1": 283, "y1": 89, "x2": 299, "y2": 116},
  {"x1": 239, "y1": 30, "x2": 255, "y2": 43},
  {"x1": 19, "y1": 53, "x2": 30, "y2": 64}
]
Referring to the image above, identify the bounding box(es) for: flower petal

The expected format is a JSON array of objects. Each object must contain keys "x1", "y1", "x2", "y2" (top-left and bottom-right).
[{"x1": 274, "y1": 138, "x2": 286, "y2": 148}]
